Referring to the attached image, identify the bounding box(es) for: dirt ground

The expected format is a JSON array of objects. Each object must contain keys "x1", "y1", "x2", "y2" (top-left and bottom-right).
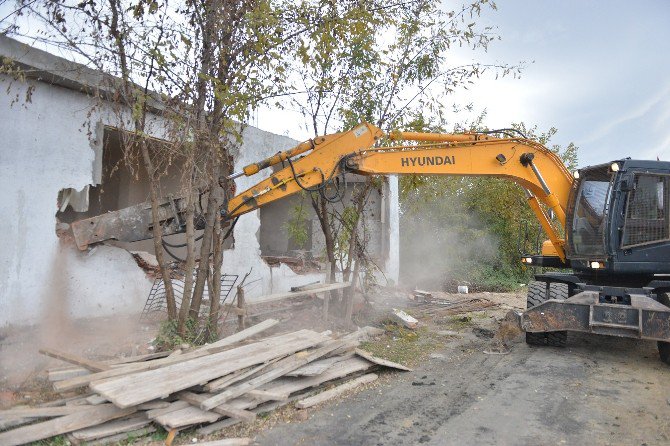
[
  {"x1": 2, "y1": 290, "x2": 670, "y2": 445},
  {"x1": 251, "y1": 291, "x2": 670, "y2": 446}
]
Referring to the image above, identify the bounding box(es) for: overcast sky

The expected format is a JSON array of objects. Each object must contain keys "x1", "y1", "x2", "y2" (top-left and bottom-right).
[
  {"x1": 462, "y1": 0, "x2": 670, "y2": 167},
  {"x1": 259, "y1": 0, "x2": 670, "y2": 167},
  {"x1": 3, "y1": 1, "x2": 668, "y2": 167}
]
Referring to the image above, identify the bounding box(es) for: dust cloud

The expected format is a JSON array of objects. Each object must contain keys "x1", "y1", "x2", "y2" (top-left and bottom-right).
[
  {"x1": 399, "y1": 199, "x2": 498, "y2": 291},
  {"x1": 0, "y1": 241, "x2": 151, "y2": 389}
]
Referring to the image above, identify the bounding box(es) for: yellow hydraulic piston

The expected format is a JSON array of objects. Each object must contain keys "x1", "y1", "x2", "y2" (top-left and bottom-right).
[{"x1": 228, "y1": 136, "x2": 327, "y2": 179}]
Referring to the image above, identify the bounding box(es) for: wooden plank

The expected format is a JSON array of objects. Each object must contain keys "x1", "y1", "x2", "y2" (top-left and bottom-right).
[
  {"x1": 36, "y1": 394, "x2": 93, "y2": 408},
  {"x1": 286, "y1": 353, "x2": 355, "y2": 377},
  {"x1": 65, "y1": 396, "x2": 92, "y2": 406},
  {"x1": 198, "y1": 318, "x2": 279, "y2": 350},
  {"x1": 136, "y1": 400, "x2": 170, "y2": 410},
  {"x1": 153, "y1": 405, "x2": 220, "y2": 428},
  {"x1": 0, "y1": 404, "x2": 136, "y2": 446},
  {"x1": 354, "y1": 348, "x2": 413, "y2": 371},
  {"x1": 197, "y1": 417, "x2": 240, "y2": 435},
  {"x1": 246, "y1": 389, "x2": 289, "y2": 401},
  {"x1": 0, "y1": 405, "x2": 89, "y2": 418},
  {"x1": 290, "y1": 281, "x2": 322, "y2": 292},
  {"x1": 0, "y1": 417, "x2": 32, "y2": 430},
  {"x1": 146, "y1": 401, "x2": 191, "y2": 419},
  {"x1": 55, "y1": 319, "x2": 281, "y2": 392},
  {"x1": 83, "y1": 426, "x2": 156, "y2": 446},
  {"x1": 47, "y1": 352, "x2": 171, "y2": 381},
  {"x1": 295, "y1": 373, "x2": 378, "y2": 408},
  {"x1": 205, "y1": 356, "x2": 283, "y2": 392},
  {"x1": 92, "y1": 330, "x2": 329, "y2": 408},
  {"x1": 71, "y1": 414, "x2": 150, "y2": 441},
  {"x1": 39, "y1": 348, "x2": 111, "y2": 372},
  {"x1": 251, "y1": 282, "x2": 351, "y2": 306},
  {"x1": 48, "y1": 368, "x2": 90, "y2": 381},
  {"x1": 179, "y1": 392, "x2": 256, "y2": 422},
  {"x1": 200, "y1": 340, "x2": 346, "y2": 410},
  {"x1": 191, "y1": 439, "x2": 252, "y2": 446},
  {"x1": 85, "y1": 394, "x2": 108, "y2": 405}
]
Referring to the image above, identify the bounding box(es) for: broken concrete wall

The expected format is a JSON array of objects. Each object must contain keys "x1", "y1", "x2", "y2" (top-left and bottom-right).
[
  {"x1": 221, "y1": 127, "x2": 327, "y2": 299},
  {"x1": 0, "y1": 75, "x2": 155, "y2": 326},
  {"x1": 0, "y1": 36, "x2": 401, "y2": 326},
  {"x1": 385, "y1": 175, "x2": 400, "y2": 284}
]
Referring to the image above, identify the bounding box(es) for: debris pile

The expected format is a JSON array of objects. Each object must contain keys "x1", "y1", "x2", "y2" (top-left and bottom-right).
[
  {"x1": 0, "y1": 320, "x2": 406, "y2": 445},
  {"x1": 410, "y1": 293, "x2": 499, "y2": 317}
]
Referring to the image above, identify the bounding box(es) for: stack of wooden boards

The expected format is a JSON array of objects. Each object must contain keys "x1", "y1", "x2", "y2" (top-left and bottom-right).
[{"x1": 0, "y1": 319, "x2": 409, "y2": 445}]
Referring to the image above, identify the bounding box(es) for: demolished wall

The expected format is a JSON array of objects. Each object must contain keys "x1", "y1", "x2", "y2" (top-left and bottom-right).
[{"x1": 0, "y1": 36, "x2": 401, "y2": 326}]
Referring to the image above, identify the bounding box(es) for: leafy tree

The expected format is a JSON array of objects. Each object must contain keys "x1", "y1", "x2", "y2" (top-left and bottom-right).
[
  {"x1": 1, "y1": 0, "x2": 333, "y2": 340},
  {"x1": 400, "y1": 123, "x2": 578, "y2": 291},
  {"x1": 287, "y1": 0, "x2": 520, "y2": 296}
]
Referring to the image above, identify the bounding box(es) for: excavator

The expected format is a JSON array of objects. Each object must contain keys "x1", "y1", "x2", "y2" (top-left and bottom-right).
[{"x1": 70, "y1": 122, "x2": 670, "y2": 364}]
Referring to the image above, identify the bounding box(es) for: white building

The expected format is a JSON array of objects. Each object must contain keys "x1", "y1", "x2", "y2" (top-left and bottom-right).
[{"x1": 0, "y1": 36, "x2": 400, "y2": 326}]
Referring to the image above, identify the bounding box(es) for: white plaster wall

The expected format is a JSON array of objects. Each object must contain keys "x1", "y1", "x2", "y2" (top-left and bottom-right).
[
  {"x1": 385, "y1": 175, "x2": 400, "y2": 284},
  {"x1": 222, "y1": 127, "x2": 324, "y2": 299},
  {"x1": 0, "y1": 74, "x2": 401, "y2": 325},
  {"x1": 0, "y1": 77, "x2": 154, "y2": 326}
]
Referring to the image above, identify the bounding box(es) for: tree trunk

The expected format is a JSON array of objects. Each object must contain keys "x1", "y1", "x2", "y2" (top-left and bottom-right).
[
  {"x1": 343, "y1": 181, "x2": 372, "y2": 282},
  {"x1": 189, "y1": 160, "x2": 222, "y2": 319},
  {"x1": 178, "y1": 188, "x2": 196, "y2": 334},
  {"x1": 139, "y1": 140, "x2": 177, "y2": 319},
  {"x1": 207, "y1": 210, "x2": 224, "y2": 339},
  {"x1": 311, "y1": 194, "x2": 337, "y2": 272}
]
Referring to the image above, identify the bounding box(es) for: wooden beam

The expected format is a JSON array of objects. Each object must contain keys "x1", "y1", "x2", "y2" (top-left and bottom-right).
[
  {"x1": 251, "y1": 282, "x2": 351, "y2": 306},
  {"x1": 39, "y1": 348, "x2": 111, "y2": 372},
  {"x1": 295, "y1": 373, "x2": 378, "y2": 409},
  {"x1": 0, "y1": 404, "x2": 136, "y2": 446}
]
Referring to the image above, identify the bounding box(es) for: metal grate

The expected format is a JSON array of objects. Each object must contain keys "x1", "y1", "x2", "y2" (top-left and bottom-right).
[
  {"x1": 622, "y1": 174, "x2": 670, "y2": 248},
  {"x1": 140, "y1": 268, "x2": 238, "y2": 321}
]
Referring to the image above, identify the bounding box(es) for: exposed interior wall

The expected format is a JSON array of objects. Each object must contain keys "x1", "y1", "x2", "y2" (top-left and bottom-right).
[
  {"x1": 258, "y1": 176, "x2": 385, "y2": 261},
  {"x1": 221, "y1": 127, "x2": 326, "y2": 299},
  {"x1": 57, "y1": 127, "x2": 233, "y2": 257}
]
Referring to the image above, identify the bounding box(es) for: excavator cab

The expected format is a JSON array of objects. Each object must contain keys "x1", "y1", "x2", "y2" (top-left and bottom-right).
[
  {"x1": 566, "y1": 160, "x2": 670, "y2": 278},
  {"x1": 523, "y1": 159, "x2": 670, "y2": 363}
]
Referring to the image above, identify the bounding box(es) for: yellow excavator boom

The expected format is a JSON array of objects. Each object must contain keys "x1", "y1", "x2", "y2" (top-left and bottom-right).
[{"x1": 226, "y1": 122, "x2": 573, "y2": 261}]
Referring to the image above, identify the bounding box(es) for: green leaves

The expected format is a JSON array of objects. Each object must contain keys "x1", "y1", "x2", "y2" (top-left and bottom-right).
[{"x1": 400, "y1": 122, "x2": 579, "y2": 290}]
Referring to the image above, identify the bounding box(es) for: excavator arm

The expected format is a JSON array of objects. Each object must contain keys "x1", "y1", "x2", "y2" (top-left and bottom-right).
[
  {"x1": 223, "y1": 123, "x2": 573, "y2": 261},
  {"x1": 71, "y1": 122, "x2": 574, "y2": 262}
]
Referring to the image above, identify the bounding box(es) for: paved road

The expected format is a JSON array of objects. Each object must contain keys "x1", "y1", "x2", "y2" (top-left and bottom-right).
[{"x1": 257, "y1": 332, "x2": 670, "y2": 445}]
